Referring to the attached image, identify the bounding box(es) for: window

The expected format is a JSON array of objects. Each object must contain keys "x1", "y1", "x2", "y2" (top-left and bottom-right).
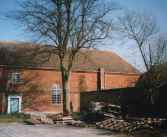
[
  {"x1": 52, "y1": 84, "x2": 62, "y2": 104},
  {"x1": 8, "y1": 72, "x2": 22, "y2": 84}
]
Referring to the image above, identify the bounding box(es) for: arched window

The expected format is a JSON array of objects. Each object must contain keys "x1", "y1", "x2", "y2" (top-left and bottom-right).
[{"x1": 51, "y1": 84, "x2": 62, "y2": 104}]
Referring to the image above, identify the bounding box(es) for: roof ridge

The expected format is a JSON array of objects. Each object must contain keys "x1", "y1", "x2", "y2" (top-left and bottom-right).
[{"x1": 0, "y1": 41, "x2": 140, "y2": 74}]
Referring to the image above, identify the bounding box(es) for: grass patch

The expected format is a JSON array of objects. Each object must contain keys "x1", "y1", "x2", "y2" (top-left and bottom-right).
[{"x1": 0, "y1": 113, "x2": 30, "y2": 123}]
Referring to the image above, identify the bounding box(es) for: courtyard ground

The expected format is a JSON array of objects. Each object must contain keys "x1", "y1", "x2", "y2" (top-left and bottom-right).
[{"x1": 0, "y1": 123, "x2": 126, "y2": 137}]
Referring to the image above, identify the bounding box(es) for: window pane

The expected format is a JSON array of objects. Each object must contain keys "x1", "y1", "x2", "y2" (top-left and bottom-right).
[
  {"x1": 52, "y1": 84, "x2": 62, "y2": 104},
  {"x1": 8, "y1": 72, "x2": 22, "y2": 83}
]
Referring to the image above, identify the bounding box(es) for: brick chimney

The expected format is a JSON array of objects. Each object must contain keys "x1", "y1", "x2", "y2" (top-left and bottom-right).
[{"x1": 97, "y1": 68, "x2": 105, "y2": 91}]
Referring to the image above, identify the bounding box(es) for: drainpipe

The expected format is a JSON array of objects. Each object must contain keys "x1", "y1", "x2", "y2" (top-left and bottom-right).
[{"x1": 97, "y1": 68, "x2": 105, "y2": 91}]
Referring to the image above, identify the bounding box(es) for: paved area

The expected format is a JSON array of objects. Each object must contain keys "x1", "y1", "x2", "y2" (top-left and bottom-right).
[{"x1": 0, "y1": 123, "x2": 125, "y2": 137}]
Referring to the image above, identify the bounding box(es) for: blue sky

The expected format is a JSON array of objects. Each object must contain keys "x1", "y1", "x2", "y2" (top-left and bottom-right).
[
  {"x1": 0, "y1": 0, "x2": 167, "y2": 71},
  {"x1": 106, "y1": 0, "x2": 167, "y2": 71},
  {"x1": 115, "y1": 0, "x2": 167, "y2": 32}
]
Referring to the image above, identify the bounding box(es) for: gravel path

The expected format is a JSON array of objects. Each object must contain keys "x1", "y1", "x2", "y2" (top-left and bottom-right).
[{"x1": 0, "y1": 123, "x2": 125, "y2": 137}]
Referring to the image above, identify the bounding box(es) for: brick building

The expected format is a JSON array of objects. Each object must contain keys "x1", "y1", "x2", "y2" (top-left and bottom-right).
[{"x1": 0, "y1": 42, "x2": 140, "y2": 114}]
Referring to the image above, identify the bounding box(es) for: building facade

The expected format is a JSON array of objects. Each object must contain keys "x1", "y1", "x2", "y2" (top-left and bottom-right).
[
  {"x1": 0, "y1": 42, "x2": 140, "y2": 114},
  {"x1": 0, "y1": 66, "x2": 139, "y2": 114}
]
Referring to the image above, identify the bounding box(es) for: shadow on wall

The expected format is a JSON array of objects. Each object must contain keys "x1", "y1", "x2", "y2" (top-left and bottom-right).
[
  {"x1": 78, "y1": 75, "x2": 88, "y2": 92},
  {"x1": 0, "y1": 45, "x2": 60, "y2": 113},
  {"x1": 18, "y1": 71, "x2": 52, "y2": 112}
]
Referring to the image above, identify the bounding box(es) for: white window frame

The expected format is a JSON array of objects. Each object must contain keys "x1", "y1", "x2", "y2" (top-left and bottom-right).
[
  {"x1": 51, "y1": 84, "x2": 62, "y2": 104},
  {"x1": 8, "y1": 72, "x2": 22, "y2": 84},
  {"x1": 7, "y1": 95, "x2": 22, "y2": 114}
]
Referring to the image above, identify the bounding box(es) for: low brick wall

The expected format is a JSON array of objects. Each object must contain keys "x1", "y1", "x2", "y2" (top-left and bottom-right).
[
  {"x1": 80, "y1": 88, "x2": 140, "y2": 111},
  {"x1": 80, "y1": 87, "x2": 167, "y2": 118},
  {"x1": 80, "y1": 88, "x2": 153, "y2": 117}
]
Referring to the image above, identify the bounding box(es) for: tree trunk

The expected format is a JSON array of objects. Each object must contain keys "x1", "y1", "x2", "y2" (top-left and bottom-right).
[
  {"x1": 60, "y1": 65, "x2": 71, "y2": 115},
  {"x1": 138, "y1": 46, "x2": 149, "y2": 71}
]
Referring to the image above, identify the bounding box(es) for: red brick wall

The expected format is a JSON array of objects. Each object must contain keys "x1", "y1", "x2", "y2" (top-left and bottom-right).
[
  {"x1": 18, "y1": 69, "x2": 63, "y2": 114},
  {"x1": 69, "y1": 72, "x2": 98, "y2": 112},
  {"x1": 0, "y1": 67, "x2": 140, "y2": 113},
  {"x1": 0, "y1": 68, "x2": 7, "y2": 88},
  {"x1": 105, "y1": 73, "x2": 139, "y2": 89},
  {"x1": 0, "y1": 93, "x2": 2, "y2": 113},
  {"x1": 0, "y1": 68, "x2": 7, "y2": 113},
  {"x1": 70, "y1": 72, "x2": 98, "y2": 93},
  {"x1": 69, "y1": 71, "x2": 139, "y2": 112}
]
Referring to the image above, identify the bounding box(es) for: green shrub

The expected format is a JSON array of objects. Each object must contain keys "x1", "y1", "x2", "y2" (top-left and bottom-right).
[
  {"x1": 72, "y1": 112, "x2": 82, "y2": 121},
  {"x1": 72, "y1": 111, "x2": 105, "y2": 124},
  {"x1": 82, "y1": 111, "x2": 105, "y2": 123},
  {"x1": 0, "y1": 113, "x2": 30, "y2": 123}
]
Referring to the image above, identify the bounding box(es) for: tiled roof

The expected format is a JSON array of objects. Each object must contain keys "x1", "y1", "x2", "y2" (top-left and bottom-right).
[{"x1": 0, "y1": 41, "x2": 139, "y2": 74}]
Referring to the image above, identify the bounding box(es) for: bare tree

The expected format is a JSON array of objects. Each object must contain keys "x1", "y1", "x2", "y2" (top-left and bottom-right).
[
  {"x1": 148, "y1": 36, "x2": 167, "y2": 66},
  {"x1": 118, "y1": 11, "x2": 167, "y2": 104},
  {"x1": 140, "y1": 36, "x2": 167, "y2": 103},
  {"x1": 118, "y1": 11, "x2": 158, "y2": 71},
  {"x1": 12, "y1": 0, "x2": 117, "y2": 114}
]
